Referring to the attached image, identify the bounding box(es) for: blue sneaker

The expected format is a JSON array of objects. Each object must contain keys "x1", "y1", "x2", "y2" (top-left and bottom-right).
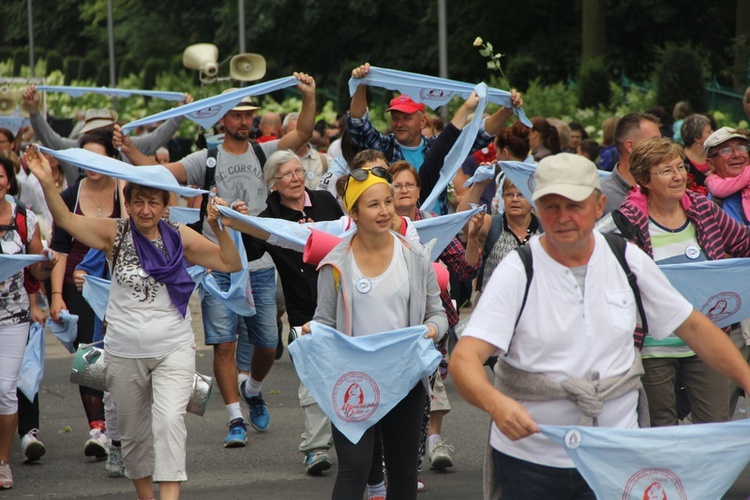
[
  {"x1": 224, "y1": 418, "x2": 247, "y2": 448},
  {"x1": 240, "y1": 382, "x2": 270, "y2": 432}
]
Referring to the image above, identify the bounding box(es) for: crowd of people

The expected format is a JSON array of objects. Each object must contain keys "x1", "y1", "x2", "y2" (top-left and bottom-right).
[{"x1": 2, "y1": 61, "x2": 750, "y2": 500}]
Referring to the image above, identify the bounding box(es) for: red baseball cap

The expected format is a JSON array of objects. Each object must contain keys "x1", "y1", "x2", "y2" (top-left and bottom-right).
[{"x1": 386, "y1": 95, "x2": 425, "y2": 114}]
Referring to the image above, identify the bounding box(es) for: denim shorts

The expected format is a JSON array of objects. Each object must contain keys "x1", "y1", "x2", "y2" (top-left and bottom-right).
[{"x1": 201, "y1": 267, "x2": 278, "y2": 349}]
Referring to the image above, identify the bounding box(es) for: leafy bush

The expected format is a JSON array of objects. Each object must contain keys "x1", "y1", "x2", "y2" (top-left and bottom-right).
[
  {"x1": 577, "y1": 57, "x2": 610, "y2": 109},
  {"x1": 13, "y1": 49, "x2": 29, "y2": 76},
  {"x1": 654, "y1": 42, "x2": 708, "y2": 113},
  {"x1": 506, "y1": 54, "x2": 540, "y2": 93},
  {"x1": 63, "y1": 57, "x2": 82, "y2": 84}
]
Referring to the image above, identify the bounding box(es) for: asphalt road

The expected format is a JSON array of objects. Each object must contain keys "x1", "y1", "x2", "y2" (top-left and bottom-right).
[{"x1": 5, "y1": 297, "x2": 750, "y2": 499}]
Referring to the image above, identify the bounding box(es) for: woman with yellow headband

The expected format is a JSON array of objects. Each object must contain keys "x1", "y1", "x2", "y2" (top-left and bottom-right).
[{"x1": 310, "y1": 156, "x2": 448, "y2": 499}]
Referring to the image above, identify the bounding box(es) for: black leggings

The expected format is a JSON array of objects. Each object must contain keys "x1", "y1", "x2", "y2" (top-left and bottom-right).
[{"x1": 332, "y1": 383, "x2": 425, "y2": 500}]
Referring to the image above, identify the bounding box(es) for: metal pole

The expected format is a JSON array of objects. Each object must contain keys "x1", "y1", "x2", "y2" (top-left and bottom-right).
[
  {"x1": 437, "y1": 0, "x2": 448, "y2": 120},
  {"x1": 238, "y1": 0, "x2": 246, "y2": 54},
  {"x1": 108, "y1": 0, "x2": 117, "y2": 109},
  {"x1": 27, "y1": 0, "x2": 35, "y2": 77}
]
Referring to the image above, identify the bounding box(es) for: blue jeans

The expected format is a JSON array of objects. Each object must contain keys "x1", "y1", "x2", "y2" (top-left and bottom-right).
[
  {"x1": 493, "y1": 449, "x2": 595, "y2": 500},
  {"x1": 201, "y1": 267, "x2": 277, "y2": 350}
]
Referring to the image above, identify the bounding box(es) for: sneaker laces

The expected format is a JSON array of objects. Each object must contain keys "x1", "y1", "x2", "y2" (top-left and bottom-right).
[
  {"x1": 249, "y1": 395, "x2": 266, "y2": 416},
  {"x1": 307, "y1": 449, "x2": 328, "y2": 463},
  {"x1": 228, "y1": 418, "x2": 247, "y2": 432},
  {"x1": 433, "y1": 439, "x2": 454, "y2": 454}
]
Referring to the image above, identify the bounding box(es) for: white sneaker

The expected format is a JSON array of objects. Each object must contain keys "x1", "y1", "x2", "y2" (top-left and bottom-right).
[
  {"x1": 84, "y1": 428, "x2": 110, "y2": 460},
  {"x1": 429, "y1": 439, "x2": 454, "y2": 470},
  {"x1": 106, "y1": 445, "x2": 125, "y2": 477},
  {"x1": 21, "y1": 429, "x2": 46, "y2": 463}
]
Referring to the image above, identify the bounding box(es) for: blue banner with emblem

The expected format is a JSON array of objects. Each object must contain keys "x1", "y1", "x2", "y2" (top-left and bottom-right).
[
  {"x1": 659, "y1": 258, "x2": 750, "y2": 328},
  {"x1": 288, "y1": 321, "x2": 441, "y2": 444},
  {"x1": 541, "y1": 420, "x2": 750, "y2": 499}
]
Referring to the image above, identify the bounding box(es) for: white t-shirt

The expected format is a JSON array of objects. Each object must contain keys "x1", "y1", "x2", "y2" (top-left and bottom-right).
[
  {"x1": 104, "y1": 220, "x2": 194, "y2": 358},
  {"x1": 181, "y1": 142, "x2": 278, "y2": 271},
  {"x1": 350, "y1": 234, "x2": 409, "y2": 336},
  {"x1": 462, "y1": 232, "x2": 693, "y2": 467}
]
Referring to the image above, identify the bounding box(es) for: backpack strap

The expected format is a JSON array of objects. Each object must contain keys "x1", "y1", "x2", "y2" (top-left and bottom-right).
[
  {"x1": 187, "y1": 147, "x2": 219, "y2": 232},
  {"x1": 14, "y1": 201, "x2": 28, "y2": 245},
  {"x1": 502, "y1": 244, "x2": 534, "y2": 357},
  {"x1": 601, "y1": 232, "x2": 649, "y2": 349},
  {"x1": 252, "y1": 143, "x2": 267, "y2": 168},
  {"x1": 399, "y1": 216, "x2": 408, "y2": 236}
]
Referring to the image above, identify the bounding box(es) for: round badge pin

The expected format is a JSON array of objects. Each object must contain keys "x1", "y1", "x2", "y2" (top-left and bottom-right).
[
  {"x1": 356, "y1": 278, "x2": 372, "y2": 294},
  {"x1": 206, "y1": 157, "x2": 217, "y2": 168},
  {"x1": 307, "y1": 171, "x2": 315, "y2": 181},
  {"x1": 685, "y1": 244, "x2": 700, "y2": 260},
  {"x1": 137, "y1": 268, "x2": 150, "y2": 279}
]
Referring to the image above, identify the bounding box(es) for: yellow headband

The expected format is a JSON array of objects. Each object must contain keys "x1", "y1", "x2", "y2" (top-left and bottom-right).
[{"x1": 343, "y1": 170, "x2": 391, "y2": 212}]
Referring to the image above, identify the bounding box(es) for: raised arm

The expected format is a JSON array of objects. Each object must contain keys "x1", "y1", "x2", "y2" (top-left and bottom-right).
[
  {"x1": 113, "y1": 124, "x2": 188, "y2": 183},
  {"x1": 130, "y1": 94, "x2": 193, "y2": 155},
  {"x1": 23, "y1": 85, "x2": 77, "y2": 150},
  {"x1": 349, "y1": 63, "x2": 371, "y2": 119},
  {"x1": 278, "y1": 73, "x2": 316, "y2": 152},
  {"x1": 483, "y1": 90, "x2": 523, "y2": 135},
  {"x1": 24, "y1": 145, "x2": 117, "y2": 252},
  {"x1": 705, "y1": 167, "x2": 750, "y2": 198}
]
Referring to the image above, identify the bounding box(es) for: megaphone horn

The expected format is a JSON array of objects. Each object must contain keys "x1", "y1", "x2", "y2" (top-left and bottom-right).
[
  {"x1": 183, "y1": 43, "x2": 219, "y2": 78},
  {"x1": 0, "y1": 88, "x2": 15, "y2": 116},
  {"x1": 230, "y1": 53, "x2": 266, "y2": 82}
]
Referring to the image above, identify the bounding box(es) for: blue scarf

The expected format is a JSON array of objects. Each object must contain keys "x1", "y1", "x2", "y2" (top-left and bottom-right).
[{"x1": 129, "y1": 218, "x2": 193, "y2": 317}]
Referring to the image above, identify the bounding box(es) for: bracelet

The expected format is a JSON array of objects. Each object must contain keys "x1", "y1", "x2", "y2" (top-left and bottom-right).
[{"x1": 52, "y1": 291, "x2": 63, "y2": 295}]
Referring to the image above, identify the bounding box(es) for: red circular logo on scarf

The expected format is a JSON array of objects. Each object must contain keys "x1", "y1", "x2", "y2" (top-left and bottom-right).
[{"x1": 332, "y1": 372, "x2": 380, "y2": 423}]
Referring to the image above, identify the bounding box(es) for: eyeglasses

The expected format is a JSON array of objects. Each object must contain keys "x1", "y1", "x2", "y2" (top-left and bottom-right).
[
  {"x1": 711, "y1": 145, "x2": 750, "y2": 158},
  {"x1": 393, "y1": 182, "x2": 417, "y2": 191},
  {"x1": 275, "y1": 168, "x2": 306, "y2": 182},
  {"x1": 344, "y1": 167, "x2": 392, "y2": 193},
  {"x1": 503, "y1": 192, "x2": 524, "y2": 200},
  {"x1": 650, "y1": 164, "x2": 690, "y2": 177}
]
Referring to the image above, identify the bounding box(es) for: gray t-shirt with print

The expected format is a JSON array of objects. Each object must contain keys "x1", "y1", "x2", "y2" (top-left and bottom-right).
[{"x1": 182, "y1": 140, "x2": 278, "y2": 271}]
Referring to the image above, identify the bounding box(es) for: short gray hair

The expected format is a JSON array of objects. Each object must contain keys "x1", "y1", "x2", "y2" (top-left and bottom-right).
[
  {"x1": 282, "y1": 112, "x2": 300, "y2": 134},
  {"x1": 263, "y1": 149, "x2": 302, "y2": 189}
]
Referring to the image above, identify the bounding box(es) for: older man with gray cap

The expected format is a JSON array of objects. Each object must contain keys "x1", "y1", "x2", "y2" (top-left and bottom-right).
[
  {"x1": 450, "y1": 153, "x2": 750, "y2": 499},
  {"x1": 704, "y1": 127, "x2": 750, "y2": 225}
]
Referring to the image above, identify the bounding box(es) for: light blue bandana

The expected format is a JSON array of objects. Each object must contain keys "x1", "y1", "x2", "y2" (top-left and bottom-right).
[{"x1": 35, "y1": 85, "x2": 185, "y2": 101}]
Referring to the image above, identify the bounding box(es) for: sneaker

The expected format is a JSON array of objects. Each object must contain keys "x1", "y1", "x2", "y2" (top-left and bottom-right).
[
  {"x1": 21, "y1": 429, "x2": 46, "y2": 463},
  {"x1": 224, "y1": 418, "x2": 248, "y2": 448},
  {"x1": 106, "y1": 445, "x2": 125, "y2": 477},
  {"x1": 84, "y1": 426, "x2": 110, "y2": 460},
  {"x1": 304, "y1": 448, "x2": 331, "y2": 475},
  {"x1": 417, "y1": 478, "x2": 426, "y2": 493},
  {"x1": 428, "y1": 439, "x2": 454, "y2": 470},
  {"x1": 240, "y1": 382, "x2": 270, "y2": 432},
  {"x1": 0, "y1": 462, "x2": 12, "y2": 489}
]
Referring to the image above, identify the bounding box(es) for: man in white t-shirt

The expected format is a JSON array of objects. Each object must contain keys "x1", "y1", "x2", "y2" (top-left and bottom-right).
[
  {"x1": 115, "y1": 72, "x2": 317, "y2": 450},
  {"x1": 450, "y1": 153, "x2": 750, "y2": 499}
]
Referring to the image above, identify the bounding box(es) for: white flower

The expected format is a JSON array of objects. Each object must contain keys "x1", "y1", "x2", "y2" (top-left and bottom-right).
[{"x1": 473, "y1": 37, "x2": 483, "y2": 47}]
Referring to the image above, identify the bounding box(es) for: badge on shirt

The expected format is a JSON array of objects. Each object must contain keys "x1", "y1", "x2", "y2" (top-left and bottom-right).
[
  {"x1": 356, "y1": 278, "x2": 372, "y2": 294},
  {"x1": 307, "y1": 171, "x2": 315, "y2": 181},
  {"x1": 685, "y1": 245, "x2": 700, "y2": 260},
  {"x1": 206, "y1": 157, "x2": 217, "y2": 168},
  {"x1": 137, "y1": 268, "x2": 150, "y2": 279}
]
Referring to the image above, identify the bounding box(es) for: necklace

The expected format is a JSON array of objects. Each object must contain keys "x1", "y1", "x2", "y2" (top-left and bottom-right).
[{"x1": 88, "y1": 178, "x2": 113, "y2": 216}]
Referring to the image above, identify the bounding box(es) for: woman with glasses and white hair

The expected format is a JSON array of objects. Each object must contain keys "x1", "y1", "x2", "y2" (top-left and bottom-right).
[
  {"x1": 221, "y1": 149, "x2": 344, "y2": 474},
  {"x1": 597, "y1": 136, "x2": 750, "y2": 427}
]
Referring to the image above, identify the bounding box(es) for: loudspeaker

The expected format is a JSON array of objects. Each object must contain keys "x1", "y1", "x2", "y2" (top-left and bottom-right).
[
  {"x1": 183, "y1": 43, "x2": 219, "y2": 77},
  {"x1": 0, "y1": 87, "x2": 15, "y2": 116},
  {"x1": 229, "y1": 53, "x2": 266, "y2": 82}
]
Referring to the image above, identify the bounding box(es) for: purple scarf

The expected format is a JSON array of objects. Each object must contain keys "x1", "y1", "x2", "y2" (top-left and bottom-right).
[{"x1": 130, "y1": 218, "x2": 193, "y2": 317}]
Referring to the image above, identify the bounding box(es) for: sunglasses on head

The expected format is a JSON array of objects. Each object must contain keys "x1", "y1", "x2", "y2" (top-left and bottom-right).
[{"x1": 344, "y1": 167, "x2": 392, "y2": 193}]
